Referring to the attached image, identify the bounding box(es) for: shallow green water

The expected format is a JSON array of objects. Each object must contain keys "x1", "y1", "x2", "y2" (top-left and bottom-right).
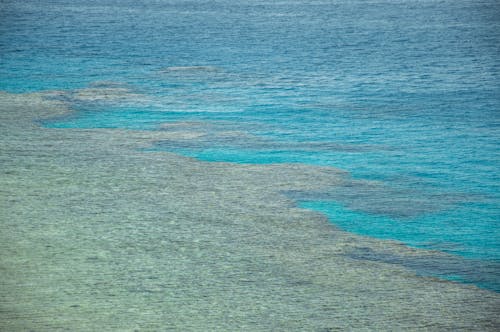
[{"x1": 1, "y1": 92, "x2": 499, "y2": 330}]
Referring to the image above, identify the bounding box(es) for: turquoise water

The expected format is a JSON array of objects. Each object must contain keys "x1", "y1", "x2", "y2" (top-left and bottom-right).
[{"x1": 2, "y1": 0, "x2": 499, "y2": 290}]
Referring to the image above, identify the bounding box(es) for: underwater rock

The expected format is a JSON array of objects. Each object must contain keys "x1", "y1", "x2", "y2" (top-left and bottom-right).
[{"x1": 41, "y1": 82, "x2": 149, "y2": 104}]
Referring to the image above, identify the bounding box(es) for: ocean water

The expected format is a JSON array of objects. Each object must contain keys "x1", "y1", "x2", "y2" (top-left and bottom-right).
[{"x1": 1, "y1": 0, "x2": 499, "y2": 291}]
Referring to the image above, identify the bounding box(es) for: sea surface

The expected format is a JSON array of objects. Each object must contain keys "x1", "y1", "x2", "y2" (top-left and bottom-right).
[{"x1": 1, "y1": 0, "x2": 499, "y2": 291}]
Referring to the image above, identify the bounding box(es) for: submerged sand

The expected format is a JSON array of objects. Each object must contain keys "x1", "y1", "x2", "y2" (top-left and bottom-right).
[{"x1": 1, "y1": 91, "x2": 499, "y2": 331}]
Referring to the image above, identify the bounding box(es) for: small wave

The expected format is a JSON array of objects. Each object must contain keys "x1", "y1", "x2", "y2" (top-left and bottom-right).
[
  {"x1": 159, "y1": 65, "x2": 220, "y2": 72},
  {"x1": 87, "y1": 81, "x2": 129, "y2": 88}
]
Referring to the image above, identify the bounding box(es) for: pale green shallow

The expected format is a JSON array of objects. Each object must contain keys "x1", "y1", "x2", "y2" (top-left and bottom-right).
[{"x1": 1, "y1": 91, "x2": 499, "y2": 331}]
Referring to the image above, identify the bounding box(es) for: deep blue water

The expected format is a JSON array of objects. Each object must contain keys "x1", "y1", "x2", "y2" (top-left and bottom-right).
[{"x1": 1, "y1": 0, "x2": 499, "y2": 290}]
